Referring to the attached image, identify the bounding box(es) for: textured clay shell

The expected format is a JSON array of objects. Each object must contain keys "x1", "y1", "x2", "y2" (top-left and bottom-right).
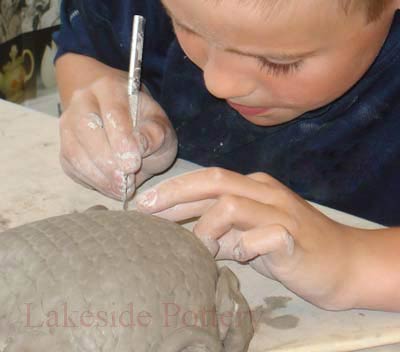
[{"x1": 0, "y1": 210, "x2": 223, "y2": 351}]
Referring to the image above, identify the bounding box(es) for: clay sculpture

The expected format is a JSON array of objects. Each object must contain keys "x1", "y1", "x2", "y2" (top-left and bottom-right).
[{"x1": 0, "y1": 210, "x2": 253, "y2": 351}]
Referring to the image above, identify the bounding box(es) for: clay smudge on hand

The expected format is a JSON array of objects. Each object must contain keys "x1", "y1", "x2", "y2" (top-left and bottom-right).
[
  {"x1": 87, "y1": 112, "x2": 104, "y2": 130},
  {"x1": 115, "y1": 170, "x2": 135, "y2": 196},
  {"x1": 115, "y1": 151, "x2": 141, "y2": 172},
  {"x1": 105, "y1": 112, "x2": 117, "y2": 129},
  {"x1": 116, "y1": 151, "x2": 139, "y2": 161}
]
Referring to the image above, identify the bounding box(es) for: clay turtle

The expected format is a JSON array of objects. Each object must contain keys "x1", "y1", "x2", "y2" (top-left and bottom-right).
[{"x1": 0, "y1": 210, "x2": 253, "y2": 351}]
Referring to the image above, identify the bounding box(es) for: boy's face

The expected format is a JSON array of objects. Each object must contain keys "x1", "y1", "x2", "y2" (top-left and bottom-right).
[{"x1": 162, "y1": 0, "x2": 395, "y2": 126}]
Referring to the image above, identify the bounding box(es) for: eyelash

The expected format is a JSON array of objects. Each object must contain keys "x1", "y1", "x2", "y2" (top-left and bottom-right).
[
  {"x1": 175, "y1": 23, "x2": 302, "y2": 76},
  {"x1": 256, "y1": 57, "x2": 302, "y2": 76}
]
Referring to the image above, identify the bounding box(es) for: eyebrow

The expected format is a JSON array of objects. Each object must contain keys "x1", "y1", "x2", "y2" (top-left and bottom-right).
[
  {"x1": 161, "y1": 0, "x2": 315, "y2": 62},
  {"x1": 225, "y1": 47, "x2": 315, "y2": 62}
]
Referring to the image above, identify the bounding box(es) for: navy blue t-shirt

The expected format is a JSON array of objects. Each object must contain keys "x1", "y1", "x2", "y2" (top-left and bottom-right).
[
  {"x1": 54, "y1": 0, "x2": 174, "y2": 99},
  {"x1": 55, "y1": 1, "x2": 400, "y2": 226}
]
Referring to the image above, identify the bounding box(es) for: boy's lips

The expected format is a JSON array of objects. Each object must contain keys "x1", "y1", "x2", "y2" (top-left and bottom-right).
[{"x1": 227, "y1": 101, "x2": 271, "y2": 117}]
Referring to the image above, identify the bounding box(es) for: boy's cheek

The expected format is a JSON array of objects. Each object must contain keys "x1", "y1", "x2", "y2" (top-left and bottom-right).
[{"x1": 255, "y1": 58, "x2": 348, "y2": 110}]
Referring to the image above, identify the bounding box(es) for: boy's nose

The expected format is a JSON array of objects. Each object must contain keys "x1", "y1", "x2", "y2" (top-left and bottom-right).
[{"x1": 202, "y1": 50, "x2": 253, "y2": 100}]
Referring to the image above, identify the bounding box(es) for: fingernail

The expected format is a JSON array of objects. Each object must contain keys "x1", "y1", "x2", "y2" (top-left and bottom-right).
[
  {"x1": 136, "y1": 189, "x2": 158, "y2": 210},
  {"x1": 126, "y1": 186, "x2": 135, "y2": 198},
  {"x1": 127, "y1": 174, "x2": 135, "y2": 189},
  {"x1": 136, "y1": 132, "x2": 148, "y2": 155}
]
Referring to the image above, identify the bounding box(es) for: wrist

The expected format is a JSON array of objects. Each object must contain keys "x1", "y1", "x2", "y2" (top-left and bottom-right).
[
  {"x1": 340, "y1": 227, "x2": 400, "y2": 312},
  {"x1": 314, "y1": 225, "x2": 361, "y2": 311}
]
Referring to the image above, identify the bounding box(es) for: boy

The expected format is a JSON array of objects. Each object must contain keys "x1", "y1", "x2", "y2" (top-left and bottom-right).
[{"x1": 55, "y1": 0, "x2": 400, "y2": 311}]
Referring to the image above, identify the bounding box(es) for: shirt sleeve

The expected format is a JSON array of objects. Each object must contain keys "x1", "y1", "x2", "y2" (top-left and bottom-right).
[
  {"x1": 53, "y1": 0, "x2": 175, "y2": 100},
  {"x1": 53, "y1": 0, "x2": 97, "y2": 62}
]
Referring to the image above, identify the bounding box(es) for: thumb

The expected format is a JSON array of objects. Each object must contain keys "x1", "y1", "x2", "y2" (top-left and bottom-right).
[
  {"x1": 134, "y1": 119, "x2": 177, "y2": 177},
  {"x1": 234, "y1": 225, "x2": 295, "y2": 263},
  {"x1": 134, "y1": 119, "x2": 166, "y2": 158}
]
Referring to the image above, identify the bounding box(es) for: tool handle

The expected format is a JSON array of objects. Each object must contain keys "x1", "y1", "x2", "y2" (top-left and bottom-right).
[{"x1": 128, "y1": 15, "x2": 145, "y2": 127}]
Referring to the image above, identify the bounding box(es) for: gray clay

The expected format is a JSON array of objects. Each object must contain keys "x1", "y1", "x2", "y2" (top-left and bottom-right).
[{"x1": 0, "y1": 210, "x2": 253, "y2": 351}]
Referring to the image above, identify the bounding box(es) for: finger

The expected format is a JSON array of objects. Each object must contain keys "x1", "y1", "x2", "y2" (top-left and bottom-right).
[
  {"x1": 60, "y1": 124, "x2": 123, "y2": 199},
  {"x1": 136, "y1": 120, "x2": 174, "y2": 159},
  {"x1": 247, "y1": 172, "x2": 275, "y2": 185},
  {"x1": 235, "y1": 225, "x2": 295, "y2": 262},
  {"x1": 143, "y1": 197, "x2": 219, "y2": 256},
  {"x1": 60, "y1": 155, "x2": 121, "y2": 200},
  {"x1": 135, "y1": 168, "x2": 272, "y2": 213},
  {"x1": 214, "y1": 228, "x2": 242, "y2": 260},
  {"x1": 135, "y1": 95, "x2": 167, "y2": 158},
  {"x1": 135, "y1": 170, "x2": 152, "y2": 188},
  {"x1": 193, "y1": 195, "x2": 293, "y2": 240},
  {"x1": 102, "y1": 108, "x2": 142, "y2": 174},
  {"x1": 74, "y1": 110, "x2": 135, "y2": 192},
  {"x1": 150, "y1": 199, "x2": 214, "y2": 222},
  {"x1": 93, "y1": 78, "x2": 142, "y2": 174},
  {"x1": 247, "y1": 172, "x2": 294, "y2": 189},
  {"x1": 135, "y1": 92, "x2": 178, "y2": 176},
  {"x1": 60, "y1": 156, "x2": 95, "y2": 190},
  {"x1": 64, "y1": 88, "x2": 137, "y2": 194}
]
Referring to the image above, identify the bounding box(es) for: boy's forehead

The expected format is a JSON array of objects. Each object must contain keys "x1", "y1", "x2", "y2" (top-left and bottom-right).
[
  {"x1": 166, "y1": 0, "x2": 358, "y2": 18},
  {"x1": 162, "y1": 0, "x2": 363, "y2": 29},
  {"x1": 162, "y1": 0, "x2": 364, "y2": 44}
]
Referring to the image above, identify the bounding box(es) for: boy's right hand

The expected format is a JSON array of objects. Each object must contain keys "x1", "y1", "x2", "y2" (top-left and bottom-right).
[{"x1": 59, "y1": 75, "x2": 177, "y2": 200}]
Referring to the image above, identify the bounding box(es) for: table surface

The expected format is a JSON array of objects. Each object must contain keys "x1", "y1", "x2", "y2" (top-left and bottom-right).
[{"x1": 1, "y1": 99, "x2": 399, "y2": 352}]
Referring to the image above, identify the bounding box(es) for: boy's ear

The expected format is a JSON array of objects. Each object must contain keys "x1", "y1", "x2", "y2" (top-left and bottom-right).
[{"x1": 215, "y1": 266, "x2": 254, "y2": 352}]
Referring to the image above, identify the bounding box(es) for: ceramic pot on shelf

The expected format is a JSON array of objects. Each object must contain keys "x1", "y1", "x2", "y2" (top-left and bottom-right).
[{"x1": 0, "y1": 45, "x2": 35, "y2": 103}]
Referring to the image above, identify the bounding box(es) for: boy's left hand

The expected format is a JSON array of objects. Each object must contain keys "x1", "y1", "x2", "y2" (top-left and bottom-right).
[{"x1": 135, "y1": 167, "x2": 357, "y2": 310}]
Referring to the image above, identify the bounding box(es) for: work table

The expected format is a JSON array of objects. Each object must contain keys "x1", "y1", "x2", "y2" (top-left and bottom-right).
[{"x1": 0, "y1": 99, "x2": 399, "y2": 352}]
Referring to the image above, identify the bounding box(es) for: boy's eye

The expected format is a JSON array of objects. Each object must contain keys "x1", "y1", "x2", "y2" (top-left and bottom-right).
[
  {"x1": 173, "y1": 20, "x2": 302, "y2": 76},
  {"x1": 257, "y1": 57, "x2": 302, "y2": 76}
]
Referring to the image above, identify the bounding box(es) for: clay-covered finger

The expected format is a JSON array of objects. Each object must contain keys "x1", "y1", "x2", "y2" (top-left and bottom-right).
[
  {"x1": 60, "y1": 128, "x2": 121, "y2": 199},
  {"x1": 92, "y1": 77, "x2": 143, "y2": 174},
  {"x1": 74, "y1": 111, "x2": 133, "y2": 189},
  {"x1": 60, "y1": 155, "x2": 121, "y2": 199},
  {"x1": 235, "y1": 225, "x2": 295, "y2": 262},
  {"x1": 63, "y1": 94, "x2": 135, "y2": 195},
  {"x1": 134, "y1": 92, "x2": 178, "y2": 176}
]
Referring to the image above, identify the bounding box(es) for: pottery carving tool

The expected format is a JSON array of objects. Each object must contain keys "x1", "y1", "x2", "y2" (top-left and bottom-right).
[{"x1": 123, "y1": 15, "x2": 146, "y2": 210}]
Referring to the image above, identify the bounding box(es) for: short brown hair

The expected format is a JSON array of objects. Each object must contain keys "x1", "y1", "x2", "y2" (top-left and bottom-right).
[
  {"x1": 210, "y1": 0, "x2": 393, "y2": 23},
  {"x1": 340, "y1": 0, "x2": 392, "y2": 22}
]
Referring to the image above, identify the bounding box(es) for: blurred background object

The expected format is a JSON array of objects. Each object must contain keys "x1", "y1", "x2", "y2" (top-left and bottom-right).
[{"x1": 0, "y1": 0, "x2": 60, "y2": 115}]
